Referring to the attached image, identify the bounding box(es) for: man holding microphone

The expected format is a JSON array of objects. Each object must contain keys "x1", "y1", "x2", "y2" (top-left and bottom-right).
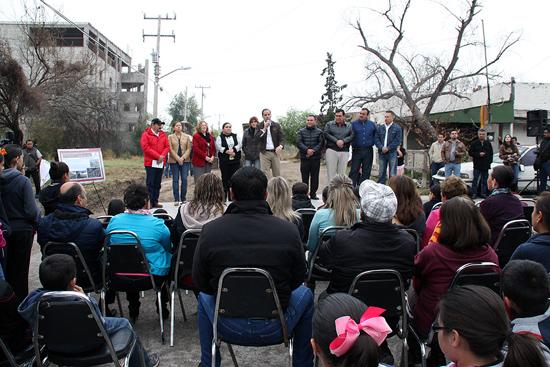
[{"x1": 255, "y1": 108, "x2": 286, "y2": 178}]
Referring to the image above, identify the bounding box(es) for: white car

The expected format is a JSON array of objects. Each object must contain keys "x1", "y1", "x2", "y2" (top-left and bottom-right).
[{"x1": 432, "y1": 145, "x2": 538, "y2": 192}]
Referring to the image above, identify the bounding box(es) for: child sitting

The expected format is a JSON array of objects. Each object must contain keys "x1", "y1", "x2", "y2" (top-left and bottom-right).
[
  {"x1": 292, "y1": 182, "x2": 315, "y2": 211},
  {"x1": 18, "y1": 254, "x2": 159, "y2": 367}
]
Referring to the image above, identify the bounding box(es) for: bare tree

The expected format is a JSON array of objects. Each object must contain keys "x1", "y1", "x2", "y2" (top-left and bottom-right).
[{"x1": 347, "y1": 0, "x2": 520, "y2": 146}]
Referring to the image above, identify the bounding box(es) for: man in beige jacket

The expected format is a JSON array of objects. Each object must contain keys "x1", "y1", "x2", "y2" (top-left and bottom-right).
[{"x1": 428, "y1": 133, "x2": 445, "y2": 187}]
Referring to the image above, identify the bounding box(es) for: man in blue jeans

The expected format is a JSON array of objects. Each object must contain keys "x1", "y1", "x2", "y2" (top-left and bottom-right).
[
  {"x1": 193, "y1": 166, "x2": 314, "y2": 367},
  {"x1": 375, "y1": 111, "x2": 402, "y2": 184},
  {"x1": 349, "y1": 108, "x2": 379, "y2": 187}
]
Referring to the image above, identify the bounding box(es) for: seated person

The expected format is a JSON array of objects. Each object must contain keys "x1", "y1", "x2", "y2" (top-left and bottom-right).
[
  {"x1": 421, "y1": 175, "x2": 468, "y2": 250},
  {"x1": 480, "y1": 165, "x2": 525, "y2": 247},
  {"x1": 312, "y1": 293, "x2": 392, "y2": 367},
  {"x1": 38, "y1": 161, "x2": 70, "y2": 215},
  {"x1": 193, "y1": 166, "x2": 314, "y2": 367},
  {"x1": 423, "y1": 184, "x2": 441, "y2": 218},
  {"x1": 108, "y1": 199, "x2": 125, "y2": 216},
  {"x1": 106, "y1": 184, "x2": 172, "y2": 321},
  {"x1": 0, "y1": 279, "x2": 31, "y2": 360},
  {"x1": 170, "y1": 173, "x2": 226, "y2": 247},
  {"x1": 267, "y1": 177, "x2": 305, "y2": 240},
  {"x1": 307, "y1": 175, "x2": 360, "y2": 252},
  {"x1": 37, "y1": 182, "x2": 104, "y2": 289},
  {"x1": 316, "y1": 185, "x2": 329, "y2": 210},
  {"x1": 318, "y1": 179, "x2": 416, "y2": 365},
  {"x1": 388, "y1": 175, "x2": 426, "y2": 237},
  {"x1": 510, "y1": 194, "x2": 550, "y2": 271},
  {"x1": 292, "y1": 182, "x2": 315, "y2": 211},
  {"x1": 17, "y1": 254, "x2": 159, "y2": 367},
  {"x1": 504, "y1": 260, "x2": 550, "y2": 349}
]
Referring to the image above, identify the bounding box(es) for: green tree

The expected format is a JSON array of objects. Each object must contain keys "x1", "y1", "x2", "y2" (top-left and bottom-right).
[
  {"x1": 277, "y1": 108, "x2": 315, "y2": 147},
  {"x1": 167, "y1": 93, "x2": 201, "y2": 126},
  {"x1": 319, "y1": 52, "x2": 347, "y2": 132}
]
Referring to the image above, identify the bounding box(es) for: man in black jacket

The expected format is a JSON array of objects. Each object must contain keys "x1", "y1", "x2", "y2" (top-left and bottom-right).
[
  {"x1": 296, "y1": 115, "x2": 325, "y2": 199},
  {"x1": 468, "y1": 129, "x2": 493, "y2": 198},
  {"x1": 193, "y1": 166, "x2": 314, "y2": 367}
]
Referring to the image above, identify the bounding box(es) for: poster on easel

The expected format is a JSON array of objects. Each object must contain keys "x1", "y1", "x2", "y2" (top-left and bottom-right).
[{"x1": 57, "y1": 148, "x2": 106, "y2": 184}]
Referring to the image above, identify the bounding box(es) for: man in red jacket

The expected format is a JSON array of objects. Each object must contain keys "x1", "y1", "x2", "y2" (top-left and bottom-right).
[{"x1": 141, "y1": 118, "x2": 170, "y2": 208}]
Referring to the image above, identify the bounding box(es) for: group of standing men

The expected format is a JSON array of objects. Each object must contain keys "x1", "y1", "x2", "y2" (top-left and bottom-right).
[{"x1": 297, "y1": 108, "x2": 403, "y2": 198}]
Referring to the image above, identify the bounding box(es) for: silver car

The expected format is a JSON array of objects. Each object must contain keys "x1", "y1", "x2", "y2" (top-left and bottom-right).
[{"x1": 432, "y1": 145, "x2": 538, "y2": 192}]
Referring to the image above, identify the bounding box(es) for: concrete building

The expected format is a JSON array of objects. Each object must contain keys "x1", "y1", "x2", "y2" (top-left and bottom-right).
[{"x1": 0, "y1": 21, "x2": 148, "y2": 132}]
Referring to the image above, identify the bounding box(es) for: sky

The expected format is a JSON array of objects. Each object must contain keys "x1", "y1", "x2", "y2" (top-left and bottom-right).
[{"x1": 1, "y1": 0, "x2": 550, "y2": 131}]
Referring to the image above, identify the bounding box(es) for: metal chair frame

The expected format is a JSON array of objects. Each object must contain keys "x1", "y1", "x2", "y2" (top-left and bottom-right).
[
  {"x1": 295, "y1": 208, "x2": 316, "y2": 244},
  {"x1": 402, "y1": 228, "x2": 421, "y2": 254},
  {"x1": 305, "y1": 226, "x2": 348, "y2": 284},
  {"x1": 492, "y1": 219, "x2": 532, "y2": 267},
  {"x1": 0, "y1": 336, "x2": 35, "y2": 367}
]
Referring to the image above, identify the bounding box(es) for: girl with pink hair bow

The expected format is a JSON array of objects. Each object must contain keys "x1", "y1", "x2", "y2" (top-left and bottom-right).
[{"x1": 312, "y1": 293, "x2": 392, "y2": 367}]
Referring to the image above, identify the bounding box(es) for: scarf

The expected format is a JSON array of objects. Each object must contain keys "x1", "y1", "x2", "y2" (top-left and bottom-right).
[
  {"x1": 199, "y1": 132, "x2": 211, "y2": 143},
  {"x1": 124, "y1": 208, "x2": 153, "y2": 216}
]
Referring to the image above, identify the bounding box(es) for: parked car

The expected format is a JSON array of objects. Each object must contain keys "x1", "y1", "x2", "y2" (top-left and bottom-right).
[{"x1": 432, "y1": 145, "x2": 538, "y2": 192}]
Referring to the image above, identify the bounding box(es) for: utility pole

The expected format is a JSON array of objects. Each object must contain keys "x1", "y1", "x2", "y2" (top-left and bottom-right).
[
  {"x1": 183, "y1": 86, "x2": 188, "y2": 122},
  {"x1": 143, "y1": 13, "x2": 176, "y2": 118},
  {"x1": 195, "y1": 85, "x2": 211, "y2": 119}
]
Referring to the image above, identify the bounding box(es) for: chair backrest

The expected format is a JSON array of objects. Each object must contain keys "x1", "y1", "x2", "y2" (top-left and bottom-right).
[
  {"x1": 348, "y1": 269, "x2": 407, "y2": 331},
  {"x1": 306, "y1": 226, "x2": 348, "y2": 283},
  {"x1": 103, "y1": 231, "x2": 157, "y2": 289},
  {"x1": 153, "y1": 213, "x2": 173, "y2": 229},
  {"x1": 214, "y1": 268, "x2": 289, "y2": 346},
  {"x1": 402, "y1": 229, "x2": 420, "y2": 254},
  {"x1": 173, "y1": 229, "x2": 201, "y2": 284},
  {"x1": 296, "y1": 209, "x2": 316, "y2": 243},
  {"x1": 97, "y1": 215, "x2": 113, "y2": 229},
  {"x1": 520, "y1": 199, "x2": 536, "y2": 225},
  {"x1": 43, "y1": 242, "x2": 99, "y2": 293},
  {"x1": 448, "y1": 262, "x2": 502, "y2": 296},
  {"x1": 431, "y1": 202, "x2": 442, "y2": 211},
  {"x1": 493, "y1": 219, "x2": 532, "y2": 268},
  {"x1": 33, "y1": 291, "x2": 120, "y2": 366}
]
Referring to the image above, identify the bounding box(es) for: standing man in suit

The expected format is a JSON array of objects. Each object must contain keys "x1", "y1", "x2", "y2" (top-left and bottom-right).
[
  {"x1": 375, "y1": 111, "x2": 402, "y2": 184},
  {"x1": 254, "y1": 109, "x2": 285, "y2": 178}
]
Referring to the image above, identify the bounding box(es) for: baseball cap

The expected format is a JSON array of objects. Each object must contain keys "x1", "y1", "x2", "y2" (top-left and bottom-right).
[{"x1": 151, "y1": 118, "x2": 164, "y2": 125}]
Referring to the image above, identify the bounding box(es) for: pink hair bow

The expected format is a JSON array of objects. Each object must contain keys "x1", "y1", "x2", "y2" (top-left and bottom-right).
[{"x1": 329, "y1": 306, "x2": 391, "y2": 357}]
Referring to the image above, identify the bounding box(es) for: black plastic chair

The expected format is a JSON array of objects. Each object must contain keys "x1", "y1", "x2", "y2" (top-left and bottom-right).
[
  {"x1": 153, "y1": 213, "x2": 173, "y2": 230},
  {"x1": 409, "y1": 262, "x2": 501, "y2": 367},
  {"x1": 101, "y1": 230, "x2": 167, "y2": 344},
  {"x1": 212, "y1": 268, "x2": 293, "y2": 367},
  {"x1": 348, "y1": 269, "x2": 408, "y2": 365},
  {"x1": 305, "y1": 226, "x2": 348, "y2": 286},
  {"x1": 43, "y1": 242, "x2": 102, "y2": 295},
  {"x1": 97, "y1": 215, "x2": 114, "y2": 230},
  {"x1": 295, "y1": 208, "x2": 316, "y2": 244},
  {"x1": 402, "y1": 228, "x2": 420, "y2": 254},
  {"x1": 493, "y1": 219, "x2": 532, "y2": 268},
  {"x1": 0, "y1": 336, "x2": 35, "y2": 367},
  {"x1": 170, "y1": 229, "x2": 201, "y2": 347},
  {"x1": 520, "y1": 199, "x2": 536, "y2": 225},
  {"x1": 33, "y1": 291, "x2": 144, "y2": 367}
]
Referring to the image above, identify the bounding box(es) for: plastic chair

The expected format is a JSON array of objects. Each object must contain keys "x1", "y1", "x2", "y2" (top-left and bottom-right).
[
  {"x1": 402, "y1": 228, "x2": 420, "y2": 254},
  {"x1": 97, "y1": 215, "x2": 113, "y2": 229},
  {"x1": 409, "y1": 262, "x2": 501, "y2": 367},
  {"x1": 295, "y1": 208, "x2": 316, "y2": 244},
  {"x1": 305, "y1": 226, "x2": 348, "y2": 286},
  {"x1": 493, "y1": 219, "x2": 532, "y2": 268},
  {"x1": 212, "y1": 268, "x2": 293, "y2": 367},
  {"x1": 33, "y1": 291, "x2": 144, "y2": 367},
  {"x1": 348, "y1": 269, "x2": 408, "y2": 365},
  {"x1": 101, "y1": 230, "x2": 167, "y2": 344},
  {"x1": 520, "y1": 198, "x2": 536, "y2": 225},
  {"x1": 0, "y1": 336, "x2": 35, "y2": 367},
  {"x1": 43, "y1": 242, "x2": 102, "y2": 294},
  {"x1": 153, "y1": 213, "x2": 173, "y2": 230},
  {"x1": 170, "y1": 229, "x2": 201, "y2": 347}
]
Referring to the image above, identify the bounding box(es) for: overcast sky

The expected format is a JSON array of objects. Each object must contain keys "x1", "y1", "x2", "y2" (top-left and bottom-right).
[{"x1": 2, "y1": 0, "x2": 549, "y2": 130}]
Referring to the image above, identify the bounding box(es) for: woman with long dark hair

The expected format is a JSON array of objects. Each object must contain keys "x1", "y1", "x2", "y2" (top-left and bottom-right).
[
  {"x1": 499, "y1": 134, "x2": 520, "y2": 183},
  {"x1": 215, "y1": 122, "x2": 242, "y2": 201},
  {"x1": 388, "y1": 175, "x2": 426, "y2": 236},
  {"x1": 192, "y1": 121, "x2": 215, "y2": 184}
]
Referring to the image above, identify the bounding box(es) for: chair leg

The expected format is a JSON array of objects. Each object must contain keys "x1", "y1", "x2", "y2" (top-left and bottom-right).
[
  {"x1": 101, "y1": 289, "x2": 106, "y2": 316},
  {"x1": 116, "y1": 291, "x2": 124, "y2": 318},
  {"x1": 170, "y1": 286, "x2": 175, "y2": 347},
  {"x1": 289, "y1": 337, "x2": 294, "y2": 367},
  {"x1": 420, "y1": 341, "x2": 427, "y2": 367},
  {"x1": 177, "y1": 288, "x2": 187, "y2": 322},
  {"x1": 401, "y1": 337, "x2": 408, "y2": 367},
  {"x1": 157, "y1": 290, "x2": 165, "y2": 344},
  {"x1": 212, "y1": 339, "x2": 220, "y2": 367},
  {"x1": 227, "y1": 343, "x2": 239, "y2": 367}
]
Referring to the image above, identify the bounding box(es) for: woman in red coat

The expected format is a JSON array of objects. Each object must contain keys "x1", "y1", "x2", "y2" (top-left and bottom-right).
[{"x1": 192, "y1": 121, "x2": 215, "y2": 184}]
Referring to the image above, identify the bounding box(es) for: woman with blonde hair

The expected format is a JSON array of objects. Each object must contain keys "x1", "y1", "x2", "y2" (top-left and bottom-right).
[
  {"x1": 307, "y1": 174, "x2": 360, "y2": 252},
  {"x1": 267, "y1": 177, "x2": 304, "y2": 240},
  {"x1": 191, "y1": 121, "x2": 215, "y2": 183},
  {"x1": 168, "y1": 121, "x2": 191, "y2": 205}
]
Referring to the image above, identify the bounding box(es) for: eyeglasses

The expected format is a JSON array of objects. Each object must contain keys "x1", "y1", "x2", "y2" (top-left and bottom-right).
[{"x1": 431, "y1": 322, "x2": 449, "y2": 333}]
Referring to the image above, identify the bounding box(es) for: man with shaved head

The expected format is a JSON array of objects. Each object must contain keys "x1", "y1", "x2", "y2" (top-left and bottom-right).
[{"x1": 37, "y1": 182, "x2": 105, "y2": 290}]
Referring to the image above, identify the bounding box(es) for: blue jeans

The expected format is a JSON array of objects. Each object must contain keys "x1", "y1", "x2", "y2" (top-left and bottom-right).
[
  {"x1": 472, "y1": 169, "x2": 489, "y2": 197},
  {"x1": 164, "y1": 163, "x2": 172, "y2": 177},
  {"x1": 445, "y1": 163, "x2": 461, "y2": 178},
  {"x1": 430, "y1": 162, "x2": 445, "y2": 187},
  {"x1": 145, "y1": 166, "x2": 163, "y2": 205},
  {"x1": 197, "y1": 285, "x2": 314, "y2": 367},
  {"x1": 510, "y1": 163, "x2": 519, "y2": 184},
  {"x1": 349, "y1": 147, "x2": 374, "y2": 186},
  {"x1": 244, "y1": 158, "x2": 261, "y2": 169},
  {"x1": 170, "y1": 162, "x2": 189, "y2": 202},
  {"x1": 377, "y1": 151, "x2": 397, "y2": 184},
  {"x1": 539, "y1": 161, "x2": 550, "y2": 194}
]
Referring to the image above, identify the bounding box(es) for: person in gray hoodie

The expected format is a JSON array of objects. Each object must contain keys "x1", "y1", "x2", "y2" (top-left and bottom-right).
[{"x1": 0, "y1": 144, "x2": 39, "y2": 300}]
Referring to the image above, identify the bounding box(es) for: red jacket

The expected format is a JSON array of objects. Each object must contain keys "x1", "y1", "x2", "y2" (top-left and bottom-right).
[
  {"x1": 192, "y1": 133, "x2": 215, "y2": 167},
  {"x1": 141, "y1": 127, "x2": 170, "y2": 167}
]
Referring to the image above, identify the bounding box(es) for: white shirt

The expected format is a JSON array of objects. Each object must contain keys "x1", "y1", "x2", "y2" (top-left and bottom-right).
[{"x1": 384, "y1": 123, "x2": 393, "y2": 147}]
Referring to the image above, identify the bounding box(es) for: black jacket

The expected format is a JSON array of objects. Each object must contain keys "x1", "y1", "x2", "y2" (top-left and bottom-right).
[
  {"x1": 296, "y1": 126, "x2": 324, "y2": 160},
  {"x1": 319, "y1": 220, "x2": 416, "y2": 294},
  {"x1": 192, "y1": 200, "x2": 305, "y2": 310},
  {"x1": 292, "y1": 194, "x2": 314, "y2": 211},
  {"x1": 468, "y1": 139, "x2": 493, "y2": 170},
  {"x1": 324, "y1": 120, "x2": 354, "y2": 152},
  {"x1": 242, "y1": 127, "x2": 260, "y2": 161},
  {"x1": 39, "y1": 182, "x2": 62, "y2": 216},
  {"x1": 540, "y1": 138, "x2": 550, "y2": 163}
]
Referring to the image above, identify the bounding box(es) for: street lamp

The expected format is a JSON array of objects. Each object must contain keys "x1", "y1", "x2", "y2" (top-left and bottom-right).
[{"x1": 153, "y1": 66, "x2": 191, "y2": 118}]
